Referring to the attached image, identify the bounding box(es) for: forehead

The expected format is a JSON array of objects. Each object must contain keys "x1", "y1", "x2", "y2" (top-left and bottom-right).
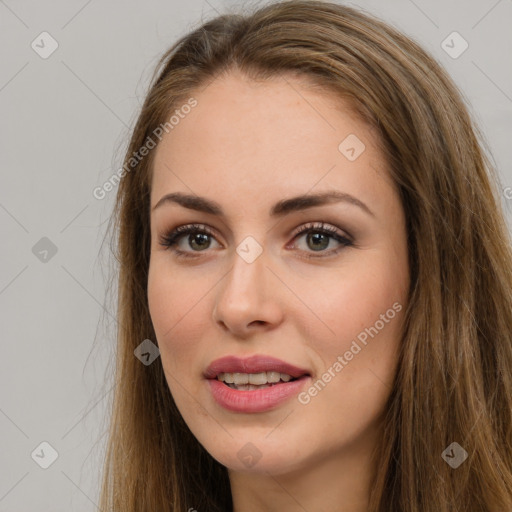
[{"x1": 151, "y1": 71, "x2": 391, "y2": 215}]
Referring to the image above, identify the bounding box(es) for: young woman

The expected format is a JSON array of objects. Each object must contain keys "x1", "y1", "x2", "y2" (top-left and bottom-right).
[{"x1": 98, "y1": 1, "x2": 512, "y2": 510}]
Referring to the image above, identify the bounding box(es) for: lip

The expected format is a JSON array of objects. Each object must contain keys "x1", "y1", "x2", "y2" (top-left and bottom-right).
[
  {"x1": 204, "y1": 354, "x2": 311, "y2": 413},
  {"x1": 204, "y1": 354, "x2": 310, "y2": 380}
]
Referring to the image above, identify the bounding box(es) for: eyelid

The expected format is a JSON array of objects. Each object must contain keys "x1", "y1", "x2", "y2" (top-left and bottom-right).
[
  {"x1": 158, "y1": 220, "x2": 353, "y2": 259},
  {"x1": 158, "y1": 223, "x2": 221, "y2": 248},
  {"x1": 289, "y1": 221, "x2": 352, "y2": 241}
]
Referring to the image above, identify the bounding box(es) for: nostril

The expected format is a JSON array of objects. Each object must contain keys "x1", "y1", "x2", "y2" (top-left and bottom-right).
[{"x1": 250, "y1": 320, "x2": 266, "y2": 326}]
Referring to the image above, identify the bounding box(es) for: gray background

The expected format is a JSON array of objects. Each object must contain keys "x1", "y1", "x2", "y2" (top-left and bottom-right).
[{"x1": 1, "y1": 0, "x2": 511, "y2": 510}]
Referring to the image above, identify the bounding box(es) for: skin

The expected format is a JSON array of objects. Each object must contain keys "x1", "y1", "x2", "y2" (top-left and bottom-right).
[{"x1": 147, "y1": 69, "x2": 409, "y2": 512}]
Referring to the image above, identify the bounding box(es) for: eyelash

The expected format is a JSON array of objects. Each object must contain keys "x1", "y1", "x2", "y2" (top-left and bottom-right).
[{"x1": 158, "y1": 222, "x2": 353, "y2": 260}]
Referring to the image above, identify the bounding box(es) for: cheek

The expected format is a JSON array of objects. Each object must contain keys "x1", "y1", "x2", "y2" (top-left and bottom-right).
[
  {"x1": 147, "y1": 260, "x2": 200, "y2": 372},
  {"x1": 295, "y1": 266, "x2": 405, "y2": 438},
  {"x1": 296, "y1": 256, "x2": 407, "y2": 413},
  {"x1": 147, "y1": 263, "x2": 209, "y2": 422},
  {"x1": 147, "y1": 257, "x2": 205, "y2": 332},
  {"x1": 304, "y1": 259, "x2": 405, "y2": 346},
  {"x1": 147, "y1": 261, "x2": 174, "y2": 337}
]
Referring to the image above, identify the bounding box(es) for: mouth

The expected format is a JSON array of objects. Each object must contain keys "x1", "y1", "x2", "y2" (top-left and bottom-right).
[
  {"x1": 204, "y1": 354, "x2": 311, "y2": 391},
  {"x1": 204, "y1": 354, "x2": 312, "y2": 413},
  {"x1": 216, "y1": 371, "x2": 306, "y2": 391}
]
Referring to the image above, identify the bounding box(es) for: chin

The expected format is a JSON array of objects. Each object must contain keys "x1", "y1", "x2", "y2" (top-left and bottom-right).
[{"x1": 199, "y1": 433, "x2": 309, "y2": 475}]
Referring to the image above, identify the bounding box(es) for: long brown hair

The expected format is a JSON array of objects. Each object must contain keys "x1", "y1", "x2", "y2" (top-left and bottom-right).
[{"x1": 97, "y1": 1, "x2": 512, "y2": 510}]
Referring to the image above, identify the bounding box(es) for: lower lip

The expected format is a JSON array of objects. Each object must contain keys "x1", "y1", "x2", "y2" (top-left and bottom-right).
[{"x1": 207, "y1": 376, "x2": 310, "y2": 413}]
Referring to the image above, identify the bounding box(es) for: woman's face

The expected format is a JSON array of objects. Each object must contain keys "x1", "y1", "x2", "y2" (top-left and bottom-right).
[{"x1": 148, "y1": 70, "x2": 409, "y2": 476}]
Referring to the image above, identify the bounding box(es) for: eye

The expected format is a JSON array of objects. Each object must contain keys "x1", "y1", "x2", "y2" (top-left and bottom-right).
[
  {"x1": 158, "y1": 221, "x2": 353, "y2": 259},
  {"x1": 158, "y1": 223, "x2": 220, "y2": 258},
  {"x1": 288, "y1": 221, "x2": 353, "y2": 259}
]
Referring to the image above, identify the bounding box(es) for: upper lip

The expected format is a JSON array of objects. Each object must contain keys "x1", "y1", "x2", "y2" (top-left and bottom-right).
[{"x1": 204, "y1": 355, "x2": 311, "y2": 379}]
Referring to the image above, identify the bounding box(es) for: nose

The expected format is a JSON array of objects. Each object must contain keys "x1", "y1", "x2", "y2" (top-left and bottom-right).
[{"x1": 212, "y1": 242, "x2": 284, "y2": 338}]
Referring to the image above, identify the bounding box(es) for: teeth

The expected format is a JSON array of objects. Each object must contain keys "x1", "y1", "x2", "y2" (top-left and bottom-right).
[
  {"x1": 221, "y1": 372, "x2": 234, "y2": 383},
  {"x1": 217, "y1": 371, "x2": 295, "y2": 385},
  {"x1": 267, "y1": 371, "x2": 281, "y2": 383},
  {"x1": 233, "y1": 373, "x2": 249, "y2": 385},
  {"x1": 248, "y1": 372, "x2": 267, "y2": 385}
]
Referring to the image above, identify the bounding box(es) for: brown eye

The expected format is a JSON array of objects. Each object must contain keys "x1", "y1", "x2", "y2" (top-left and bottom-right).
[
  {"x1": 159, "y1": 221, "x2": 353, "y2": 260},
  {"x1": 290, "y1": 222, "x2": 353, "y2": 259},
  {"x1": 159, "y1": 224, "x2": 220, "y2": 258}
]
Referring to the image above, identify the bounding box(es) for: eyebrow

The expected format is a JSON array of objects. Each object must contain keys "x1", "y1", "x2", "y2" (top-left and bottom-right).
[{"x1": 151, "y1": 190, "x2": 375, "y2": 218}]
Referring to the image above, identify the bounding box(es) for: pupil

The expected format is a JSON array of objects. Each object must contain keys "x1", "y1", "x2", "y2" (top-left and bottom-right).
[
  {"x1": 190, "y1": 233, "x2": 210, "y2": 250},
  {"x1": 308, "y1": 232, "x2": 328, "y2": 251}
]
